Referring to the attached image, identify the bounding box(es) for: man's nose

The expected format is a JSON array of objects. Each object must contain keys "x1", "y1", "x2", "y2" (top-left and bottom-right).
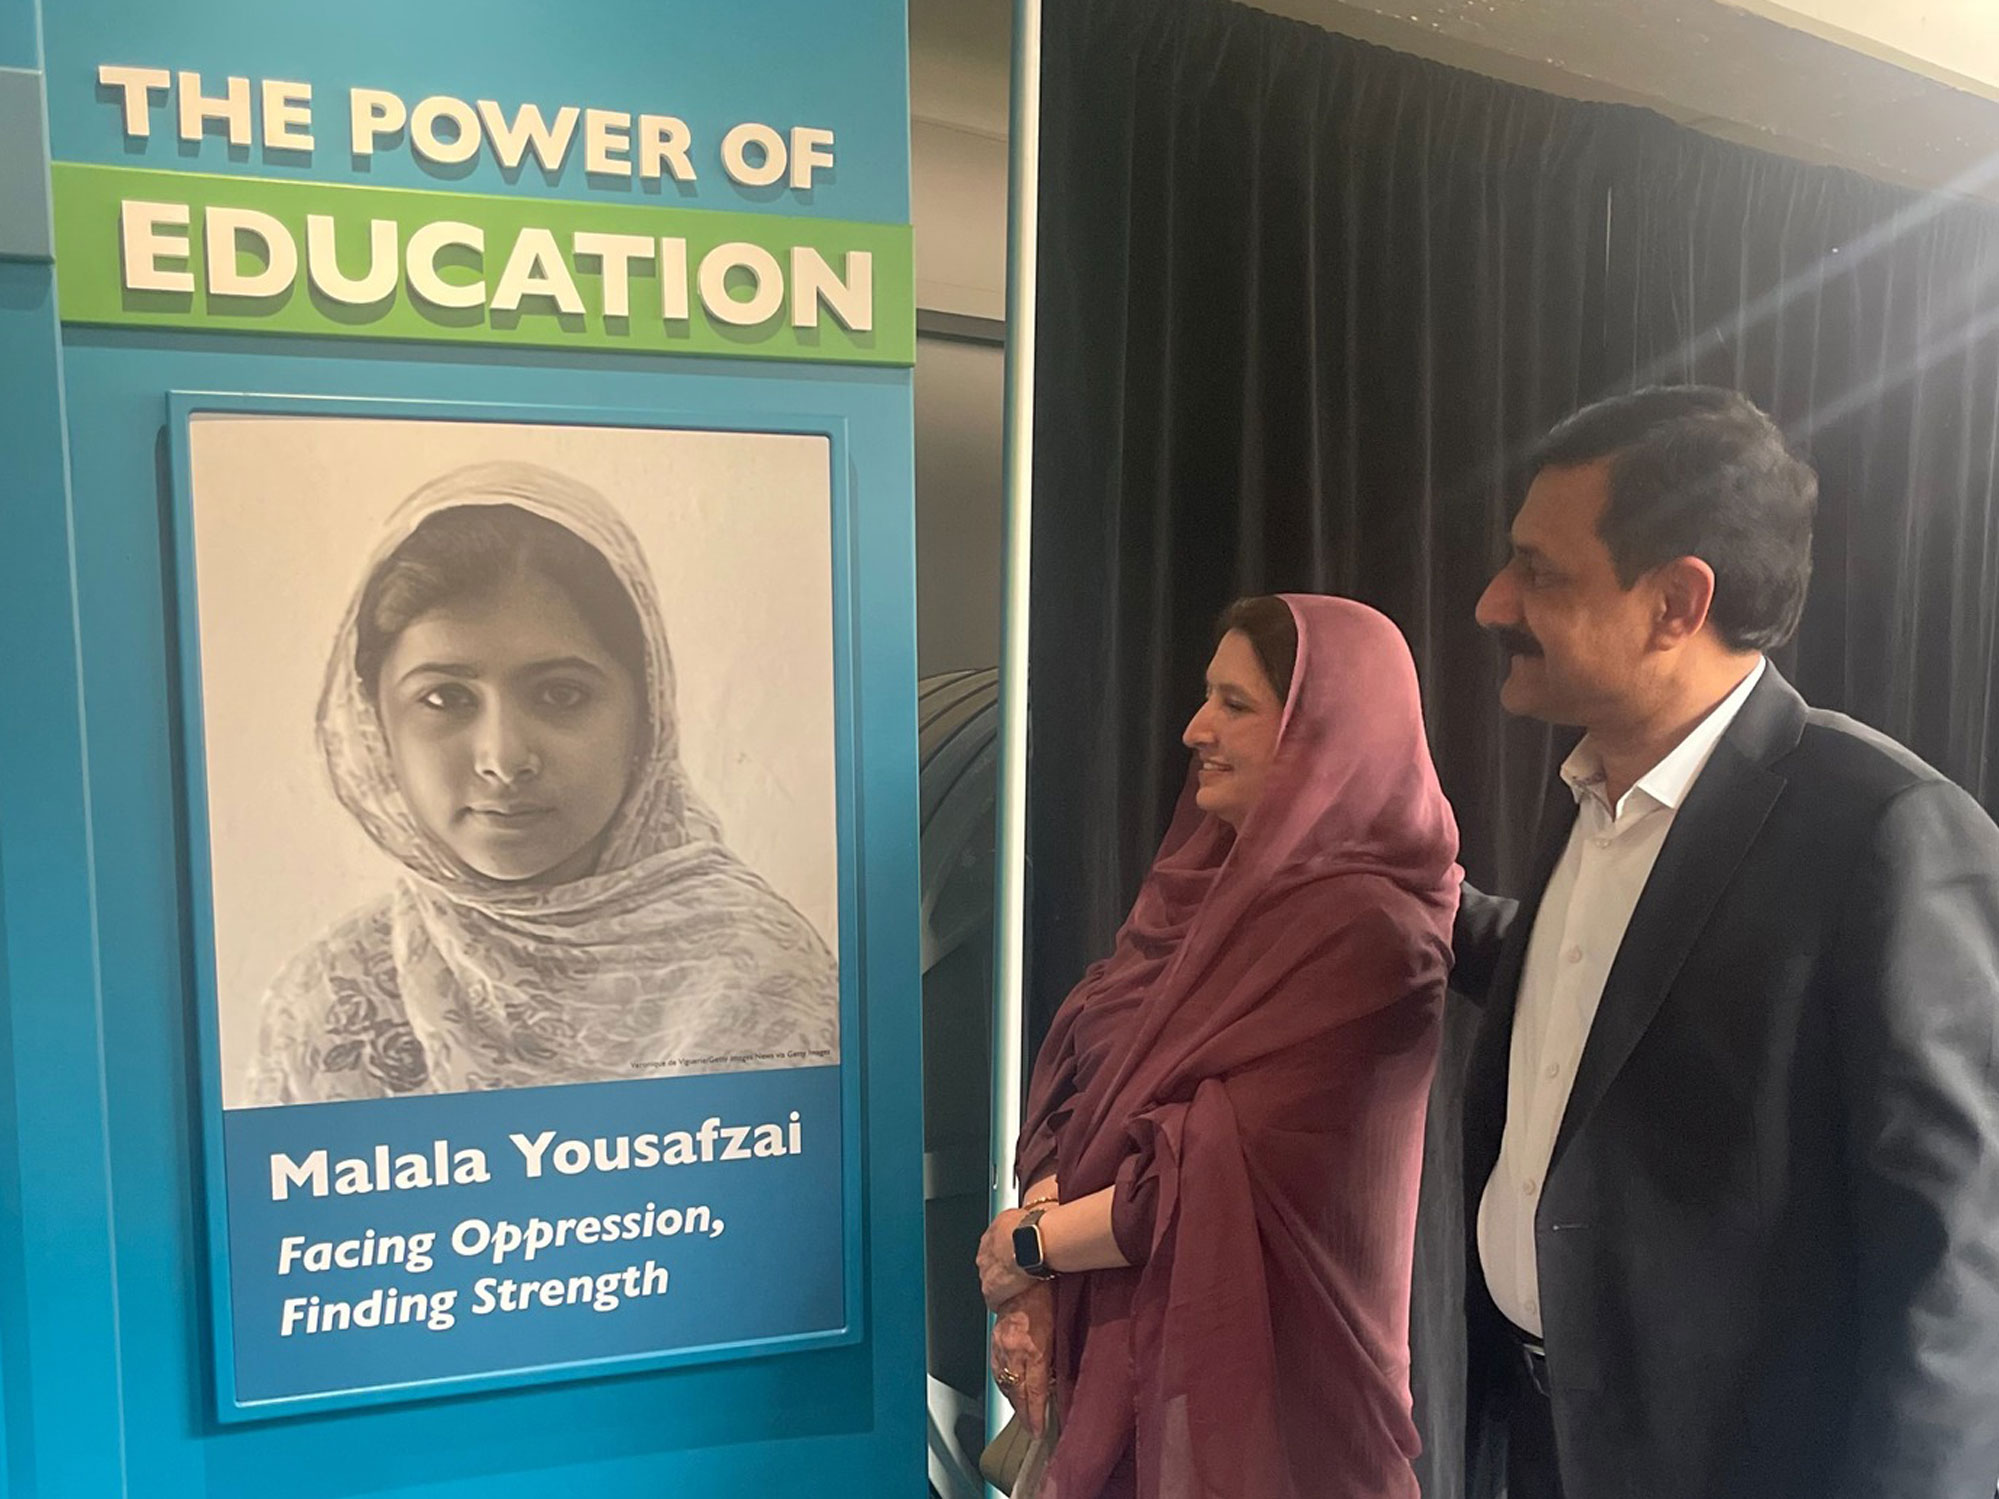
[{"x1": 1475, "y1": 566, "x2": 1519, "y2": 631}]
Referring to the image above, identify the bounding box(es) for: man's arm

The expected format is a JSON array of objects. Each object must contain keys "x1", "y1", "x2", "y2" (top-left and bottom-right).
[
  {"x1": 1451, "y1": 881, "x2": 1518, "y2": 1006},
  {"x1": 1833, "y1": 778, "x2": 1999, "y2": 1499}
]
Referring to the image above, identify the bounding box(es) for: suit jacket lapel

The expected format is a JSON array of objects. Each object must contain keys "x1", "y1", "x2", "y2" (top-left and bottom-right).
[{"x1": 1547, "y1": 667, "x2": 1808, "y2": 1172}]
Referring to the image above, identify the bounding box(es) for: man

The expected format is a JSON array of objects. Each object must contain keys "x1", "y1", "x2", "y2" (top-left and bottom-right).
[{"x1": 1455, "y1": 385, "x2": 1999, "y2": 1499}]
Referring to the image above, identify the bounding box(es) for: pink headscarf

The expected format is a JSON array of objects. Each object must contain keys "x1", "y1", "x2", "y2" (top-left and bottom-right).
[{"x1": 1017, "y1": 594, "x2": 1460, "y2": 1499}]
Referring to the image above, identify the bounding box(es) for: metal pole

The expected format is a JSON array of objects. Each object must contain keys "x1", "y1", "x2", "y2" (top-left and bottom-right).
[{"x1": 986, "y1": 0, "x2": 1042, "y2": 1484}]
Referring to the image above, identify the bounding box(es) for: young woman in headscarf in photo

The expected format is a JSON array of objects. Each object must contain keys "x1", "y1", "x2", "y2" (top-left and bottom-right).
[
  {"x1": 975, "y1": 595, "x2": 1460, "y2": 1498},
  {"x1": 246, "y1": 461, "x2": 837, "y2": 1104}
]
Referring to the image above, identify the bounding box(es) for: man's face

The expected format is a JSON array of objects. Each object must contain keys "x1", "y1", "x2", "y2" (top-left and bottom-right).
[{"x1": 1475, "y1": 460, "x2": 1662, "y2": 728}]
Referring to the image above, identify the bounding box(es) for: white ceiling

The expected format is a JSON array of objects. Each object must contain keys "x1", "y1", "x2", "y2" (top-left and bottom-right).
[
  {"x1": 1250, "y1": 0, "x2": 1999, "y2": 201},
  {"x1": 1721, "y1": 0, "x2": 1999, "y2": 102},
  {"x1": 910, "y1": 0, "x2": 1999, "y2": 205}
]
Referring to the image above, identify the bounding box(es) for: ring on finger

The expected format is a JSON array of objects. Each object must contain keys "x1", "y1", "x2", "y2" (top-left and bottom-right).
[{"x1": 995, "y1": 1367, "x2": 1019, "y2": 1389}]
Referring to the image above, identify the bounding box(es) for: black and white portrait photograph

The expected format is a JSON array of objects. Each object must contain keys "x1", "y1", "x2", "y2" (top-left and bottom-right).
[{"x1": 185, "y1": 414, "x2": 842, "y2": 1108}]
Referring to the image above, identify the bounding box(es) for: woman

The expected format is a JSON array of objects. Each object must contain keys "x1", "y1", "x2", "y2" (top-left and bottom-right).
[
  {"x1": 246, "y1": 461, "x2": 837, "y2": 1104},
  {"x1": 976, "y1": 594, "x2": 1459, "y2": 1498}
]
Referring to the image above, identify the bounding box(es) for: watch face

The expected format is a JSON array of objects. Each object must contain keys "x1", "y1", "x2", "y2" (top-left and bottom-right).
[{"x1": 1012, "y1": 1222, "x2": 1043, "y2": 1274}]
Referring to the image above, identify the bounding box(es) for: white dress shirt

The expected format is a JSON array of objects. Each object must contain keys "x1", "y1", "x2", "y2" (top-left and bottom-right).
[{"x1": 1478, "y1": 658, "x2": 1766, "y2": 1337}]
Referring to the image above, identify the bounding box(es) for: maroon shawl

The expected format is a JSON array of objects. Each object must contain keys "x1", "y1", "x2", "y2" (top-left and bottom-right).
[{"x1": 1015, "y1": 595, "x2": 1460, "y2": 1499}]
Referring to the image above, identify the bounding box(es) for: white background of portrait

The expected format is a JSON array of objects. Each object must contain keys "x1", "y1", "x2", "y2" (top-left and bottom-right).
[{"x1": 187, "y1": 415, "x2": 839, "y2": 1107}]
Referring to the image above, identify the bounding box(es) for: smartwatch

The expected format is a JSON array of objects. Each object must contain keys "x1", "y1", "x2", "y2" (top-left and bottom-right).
[{"x1": 1012, "y1": 1206, "x2": 1056, "y2": 1280}]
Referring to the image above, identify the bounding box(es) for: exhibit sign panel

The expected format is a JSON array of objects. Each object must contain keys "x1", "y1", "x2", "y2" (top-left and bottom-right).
[
  {"x1": 175, "y1": 400, "x2": 861, "y2": 1412},
  {"x1": 11, "y1": 5, "x2": 920, "y2": 1463}
]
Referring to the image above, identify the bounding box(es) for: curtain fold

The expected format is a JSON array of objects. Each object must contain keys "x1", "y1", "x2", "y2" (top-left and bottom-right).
[
  {"x1": 1607, "y1": 132, "x2": 1999, "y2": 796},
  {"x1": 1029, "y1": 2, "x2": 1999, "y2": 1494}
]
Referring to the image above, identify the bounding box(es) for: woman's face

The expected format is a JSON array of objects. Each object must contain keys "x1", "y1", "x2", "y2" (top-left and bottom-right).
[
  {"x1": 1182, "y1": 629, "x2": 1285, "y2": 828},
  {"x1": 375, "y1": 569, "x2": 644, "y2": 884}
]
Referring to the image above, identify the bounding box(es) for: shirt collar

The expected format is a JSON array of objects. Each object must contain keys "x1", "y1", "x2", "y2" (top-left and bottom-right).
[{"x1": 1561, "y1": 658, "x2": 1767, "y2": 816}]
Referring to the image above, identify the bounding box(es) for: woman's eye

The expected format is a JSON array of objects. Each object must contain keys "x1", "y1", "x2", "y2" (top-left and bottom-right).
[
  {"x1": 537, "y1": 680, "x2": 592, "y2": 712},
  {"x1": 417, "y1": 683, "x2": 476, "y2": 713}
]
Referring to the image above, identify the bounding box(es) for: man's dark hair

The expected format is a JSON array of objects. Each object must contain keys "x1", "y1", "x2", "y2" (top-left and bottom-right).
[{"x1": 1532, "y1": 385, "x2": 1818, "y2": 651}]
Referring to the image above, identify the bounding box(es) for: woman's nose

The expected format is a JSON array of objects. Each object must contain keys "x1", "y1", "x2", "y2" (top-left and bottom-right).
[
  {"x1": 473, "y1": 704, "x2": 540, "y2": 784},
  {"x1": 1183, "y1": 702, "x2": 1214, "y2": 749}
]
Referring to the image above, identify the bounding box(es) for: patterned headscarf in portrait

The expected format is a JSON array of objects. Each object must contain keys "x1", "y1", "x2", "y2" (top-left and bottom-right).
[{"x1": 246, "y1": 461, "x2": 838, "y2": 1103}]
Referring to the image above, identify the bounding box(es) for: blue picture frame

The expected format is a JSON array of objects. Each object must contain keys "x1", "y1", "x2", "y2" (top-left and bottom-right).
[{"x1": 163, "y1": 390, "x2": 868, "y2": 1422}]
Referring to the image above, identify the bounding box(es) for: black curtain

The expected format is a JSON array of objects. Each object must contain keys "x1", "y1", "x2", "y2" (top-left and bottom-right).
[{"x1": 1026, "y1": 2, "x2": 1999, "y2": 1495}]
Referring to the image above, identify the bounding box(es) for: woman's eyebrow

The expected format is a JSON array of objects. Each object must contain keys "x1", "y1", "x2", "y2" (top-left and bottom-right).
[
  {"x1": 395, "y1": 661, "x2": 479, "y2": 686},
  {"x1": 515, "y1": 655, "x2": 611, "y2": 679}
]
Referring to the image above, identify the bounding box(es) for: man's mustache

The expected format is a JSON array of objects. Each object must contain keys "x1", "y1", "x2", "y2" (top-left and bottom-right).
[{"x1": 1486, "y1": 624, "x2": 1543, "y2": 658}]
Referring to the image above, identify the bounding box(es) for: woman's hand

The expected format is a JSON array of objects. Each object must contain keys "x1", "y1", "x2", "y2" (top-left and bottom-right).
[
  {"x1": 989, "y1": 1281, "x2": 1055, "y2": 1436},
  {"x1": 977, "y1": 1207, "x2": 1038, "y2": 1310}
]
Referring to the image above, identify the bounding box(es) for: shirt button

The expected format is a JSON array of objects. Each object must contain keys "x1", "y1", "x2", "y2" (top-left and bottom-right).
[
  {"x1": 1522, "y1": 1178, "x2": 1539, "y2": 1197},
  {"x1": 1544, "y1": 1062, "x2": 1561, "y2": 1080},
  {"x1": 1527, "y1": 1297, "x2": 1540, "y2": 1320},
  {"x1": 1564, "y1": 946, "x2": 1584, "y2": 964},
  {"x1": 1593, "y1": 836, "x2": 1611, "y2": 849}
]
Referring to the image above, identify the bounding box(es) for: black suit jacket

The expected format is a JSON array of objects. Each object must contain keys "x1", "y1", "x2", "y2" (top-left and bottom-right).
[{"x1": 1455, "y1": 666, "x2": 1999, "y2": 1499}]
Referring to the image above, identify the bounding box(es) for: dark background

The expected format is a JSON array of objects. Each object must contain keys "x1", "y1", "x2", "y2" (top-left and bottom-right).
[{"x1": 1026, "y1": 2, "x2": 1999, "y2": 1491}]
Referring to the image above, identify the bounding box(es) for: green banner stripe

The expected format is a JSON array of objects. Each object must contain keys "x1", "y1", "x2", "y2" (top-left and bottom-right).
[{"x1": 51, "y1": 162, "x2": 913, "y2": 366}]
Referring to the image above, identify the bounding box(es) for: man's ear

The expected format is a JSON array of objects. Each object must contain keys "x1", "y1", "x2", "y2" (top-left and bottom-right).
[{"x1": 1651, "y1": 555, "x2": 1717, "y2": 648}]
